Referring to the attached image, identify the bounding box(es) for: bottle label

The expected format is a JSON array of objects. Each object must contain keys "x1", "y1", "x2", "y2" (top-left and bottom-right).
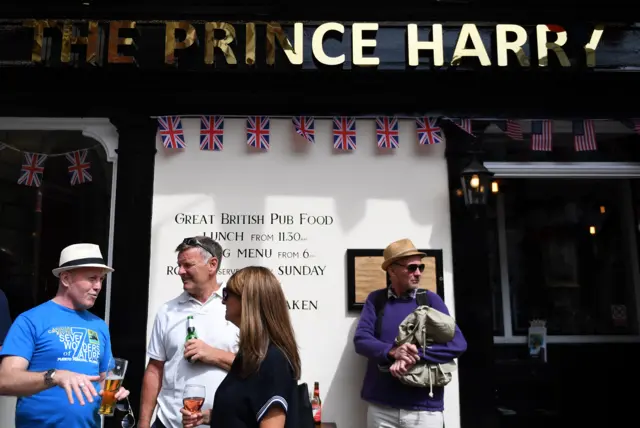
[{"x1": 312, "y1": 404, "x2": 321, "y2": 422}]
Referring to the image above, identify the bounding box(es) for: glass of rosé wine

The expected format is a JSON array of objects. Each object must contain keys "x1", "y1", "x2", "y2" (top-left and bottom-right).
[{"x1": 183, "y1": 384, "x2": 206, "y2": 414}]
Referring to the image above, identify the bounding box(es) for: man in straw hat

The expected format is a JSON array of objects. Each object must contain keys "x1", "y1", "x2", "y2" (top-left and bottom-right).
[
  {"x1": 354, "y1": 238, "x2": 467, "y2": 428},
  {"x1": 0, "y1": 243, "x2": 130, "y2": 428}
]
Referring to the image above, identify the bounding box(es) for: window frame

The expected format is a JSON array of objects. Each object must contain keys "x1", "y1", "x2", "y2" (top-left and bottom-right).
[{"x1": 487, "y1": 161, "x2": 640, "y2": 344}]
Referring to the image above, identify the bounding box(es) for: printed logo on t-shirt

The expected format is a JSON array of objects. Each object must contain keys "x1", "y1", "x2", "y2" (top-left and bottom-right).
[{"x1": 48, "y1": 326, "x2": 101, "y2": 364}]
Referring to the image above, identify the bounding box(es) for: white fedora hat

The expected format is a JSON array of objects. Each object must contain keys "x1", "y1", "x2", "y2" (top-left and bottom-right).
[{"x1": 52, "y1": 243, "x2": 114, "y2": 277}]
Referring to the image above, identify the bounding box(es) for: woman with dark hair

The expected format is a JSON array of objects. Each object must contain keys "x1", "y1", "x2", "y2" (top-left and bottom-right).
[{"x1": 181, "y1": 266, "x2": 302, "y2": 428}]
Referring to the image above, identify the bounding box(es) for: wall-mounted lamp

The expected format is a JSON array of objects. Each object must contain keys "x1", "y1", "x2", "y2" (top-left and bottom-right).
[{"x1": 460, "y1": 156, "x2": 494, "y2": 209}]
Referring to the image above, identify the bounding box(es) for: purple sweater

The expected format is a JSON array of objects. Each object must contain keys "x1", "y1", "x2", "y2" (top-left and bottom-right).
[{"x1": 353, "y1": 288, "x2": 467, "y2": 411}]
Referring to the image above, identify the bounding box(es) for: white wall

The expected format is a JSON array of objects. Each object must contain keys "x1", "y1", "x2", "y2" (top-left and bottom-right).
[{"x1": 147, "y1": 117, "x2": 460, "y2": 428}]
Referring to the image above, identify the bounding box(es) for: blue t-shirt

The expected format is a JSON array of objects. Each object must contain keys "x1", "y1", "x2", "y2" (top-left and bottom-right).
[{"x1": 0, "y1": 300, "x2": 112, "y2": 428}]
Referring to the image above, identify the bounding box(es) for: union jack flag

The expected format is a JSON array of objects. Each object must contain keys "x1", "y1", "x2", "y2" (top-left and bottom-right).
[
  {"x1": 292, "y1": 116, "x2": 315, "y2": 143},
  {"x1": 375, "y1": 117, "x2": 399, "y2": 148},
  {"x1": 451, "y1": 118, "x2": 473, "y2": 135},
  {"x1": 495, "y1": 120, "x2": 523, "y2": 140},
  {"x1": 17, "y1": 152, "x2": 47, "y2": 187},
  {"x1": 531, "y1": 120, "x2": 553, "y2": 151},
  {"x1": 332, "y1": 117, "x2": 356, "y2": 150},
  {"x1": 158, "y1": 116, "x2": 186, "y2": 149},
  {"x1": 247, "y1": 116, "x2": 270, "y2": 150},
  {"x1": 66, "y1": 149, "x2": 92, "y2": 185},
  {"x1": 200, "y1": 115, "x2": 224, "y2": 151},
  {"x1": 416, "y1": 117, "x2": 444, "y2": 145},
  {"x1": 573, "y1": 120, "x2": 597, "y2": 151}
]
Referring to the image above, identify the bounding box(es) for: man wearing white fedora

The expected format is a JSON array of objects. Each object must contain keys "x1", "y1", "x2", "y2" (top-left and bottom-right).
[
  {"x1": 354, "y1": 238, "x2": 467, "y2": 428},
  {"x1": 0, "y1": 243, "x2": 130, "y2": 428}
]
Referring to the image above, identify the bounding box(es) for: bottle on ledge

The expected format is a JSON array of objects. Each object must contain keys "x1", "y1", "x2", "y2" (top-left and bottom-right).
[
  {"x1": 185, "y1": 315, "x2": 198, "y2": 363},
  {"x1": 311, "y1": 381, "x2": 321, "y2": 426}
]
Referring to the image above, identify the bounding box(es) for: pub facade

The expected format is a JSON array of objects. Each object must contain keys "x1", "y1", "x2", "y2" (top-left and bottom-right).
[{"x1": 0, "y1": 2, "x2": 638, "y2": 427}]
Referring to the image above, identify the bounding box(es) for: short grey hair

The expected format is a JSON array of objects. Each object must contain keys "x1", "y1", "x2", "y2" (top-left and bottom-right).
[{"x1": 175, "y1": 236, "x2": 223, "y2": 268}]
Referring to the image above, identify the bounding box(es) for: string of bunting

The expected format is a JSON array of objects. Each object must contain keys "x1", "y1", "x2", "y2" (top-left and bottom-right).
[
  {"x1": 158, "y1": 116, "x2": 640, "y2": 153},
  {"x1": 0, "y1": 142, "x2": 97, "y2": 188}
]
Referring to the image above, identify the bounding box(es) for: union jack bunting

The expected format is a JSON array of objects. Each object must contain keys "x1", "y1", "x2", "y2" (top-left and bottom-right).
[
  {"x1": 573, "y1": 120, "x2": 597, "y2": 151},
  {"x1": 292, "y1": 116, "x2": 315, "y2": 143},
  {"x1": 451, "y1": 118, "x2": 473, "y2": 135},
  {"x1": 200, "y1": 115, "x2": 224, "y2": 151},
  {"x1": 247, "y1": 116, "x2": 270, "y2": 150},
  {"x1": 416, "y1": 117, "x2": 444, "y2": 145},
  {"x1": 66, "y1": 149, "x2": 92, "y2": 185},
  {"x1": 17, "y1": 152, "x2": 47, "y2": 187},
  {"x1": 158, "y1": 116, "x2": 186, "y2": 149},
  {"x1": 495, "y1": 120, "x2": 523, "y2": 140},
  {"x1": 531, "y1": 120, "x2": 553, "y2": 151},
  {"x1": 332, "y1": 117, "x2": 356, "y2": 150},
  {"x1": 375, "y1": 117, "x2": 399, "y2": 148}
]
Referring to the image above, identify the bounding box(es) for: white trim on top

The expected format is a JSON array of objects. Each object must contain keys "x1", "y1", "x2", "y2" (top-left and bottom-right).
[
  {"x1": 0, "y1": 117, "x2": 119, "y2": 327},
  {"x1": 488, "y1": 161, "x2": 640, "y2": 345}
]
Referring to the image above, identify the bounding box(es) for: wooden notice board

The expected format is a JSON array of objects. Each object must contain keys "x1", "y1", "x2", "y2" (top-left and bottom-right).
[{"x1": 346, "y1": 248, "x2": 444, "y2": 311}]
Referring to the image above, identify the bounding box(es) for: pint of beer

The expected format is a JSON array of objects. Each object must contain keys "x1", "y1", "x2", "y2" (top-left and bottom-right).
[{"x1": 99, "y1": 357, "x2": 128, "y2": 417}]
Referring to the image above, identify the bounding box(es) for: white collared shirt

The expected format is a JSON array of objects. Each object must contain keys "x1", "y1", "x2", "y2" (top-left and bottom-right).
[{"x1": 147, "y1": 284, "x2": 239, "y2": 428}]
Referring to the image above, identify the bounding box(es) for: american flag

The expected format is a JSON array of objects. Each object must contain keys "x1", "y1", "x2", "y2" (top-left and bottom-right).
[
  {"x1": 247, "y1": 116, "x2": 270, "y2": 150},
  {"x1": 451, "y1": 118, "x2": 473, "y2": 135},
  {"x1": 17, "y1": 152, "x2": 47, "y2": 187},
  {"x1": 158, "y1": 116, "x2": 186, "y2": 149},
  {"x1": 332, "y1": 117, "x2": 356, "y2": 150},
  {"x1": 573, "y1": 120, "x2": 597, "y2": 151},
  {"x1": 416, "y1": 117, "x2": 444, "y2": 145},
  {"x1": 66, "y1": 149, "x2": 92, "y2": 185},
  {"x1": 496, "y1": 120, "x2": 523, "y2": 140},
  {"x1": 292, "y1": 116, "x2": 315, "y2": 143},
  {"x1": 531, "y1": 120, "x2": 553, "y2": 151},
  {"x1": 375, "y1": 117, "x2": 399, "y2": 148},
  {"x1": 200, "y1": 115, "x2": 224, "y2": 151}
]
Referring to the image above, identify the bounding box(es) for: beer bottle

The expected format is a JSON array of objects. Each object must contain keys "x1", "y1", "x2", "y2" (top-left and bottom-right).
[
  {"x1": 185, "y1": 315, "x2": 198, "y2": 363},
  {"x1": 311, "y1": 381, "x2": 321, "y2": 426}
]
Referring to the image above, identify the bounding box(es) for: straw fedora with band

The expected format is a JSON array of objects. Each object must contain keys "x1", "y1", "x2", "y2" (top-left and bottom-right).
[
  {"x1": 381, "y1": 238, "x2": 427, "y2": 271},
  {"x1": 52, "y1": 243, "x2": 114, "y2": 277}
]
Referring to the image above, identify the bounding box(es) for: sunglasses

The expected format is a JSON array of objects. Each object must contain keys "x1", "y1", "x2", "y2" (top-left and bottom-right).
[
  {"x1": 115, "y1": 397, "x2": 136, "y2": 428},
  {"x1": 182, "y1": 237, "x2": 215, "y2": 258},
  {"x1": 396, "y1": 263, "x2": 425, "y2": 273},
  {"x1": 222, "y1": 287, "x2": 239, "y2": 302}
]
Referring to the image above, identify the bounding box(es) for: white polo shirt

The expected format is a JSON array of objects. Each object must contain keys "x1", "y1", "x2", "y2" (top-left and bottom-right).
[{"x1": 147, "y1": 285, "x2": 239, "y2": 428}]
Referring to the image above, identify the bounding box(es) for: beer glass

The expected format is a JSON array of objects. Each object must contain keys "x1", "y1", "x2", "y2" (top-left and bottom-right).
[
  {"x1": 183, "y1": 384, "x2": 206, "y2": 413},
  {"x1": 99, "y1": 357, "x2": 128, "y2": 417}
]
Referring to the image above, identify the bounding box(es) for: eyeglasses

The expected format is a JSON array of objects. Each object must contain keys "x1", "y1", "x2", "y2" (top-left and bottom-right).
[
  {"x1": 182, "y1": 237, "x2": 217, "y2": 258},
  {"x1": 222, "y1": 287, "x2": 239, "y2": 302},
  {"x1": 396, "y1": 263, "x2": 425, "y2": 273},
  {"x1": 115, "y1": 397, "x2": 136, "y2": 428}
]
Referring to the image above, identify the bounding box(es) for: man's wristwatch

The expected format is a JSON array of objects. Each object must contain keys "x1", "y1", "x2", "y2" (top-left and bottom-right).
[{"x1": 44, "y1": 369, "x2": 56, "y2": 387}]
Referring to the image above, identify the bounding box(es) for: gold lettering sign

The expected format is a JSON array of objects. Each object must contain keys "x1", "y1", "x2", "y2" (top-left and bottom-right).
[
  {"x1": 312, "y1": 22, "x2": 345, "y2": 66},
  {"x1": 108, "y1": 21, "x2": 137, "y2": 64},
  {"x1": 451, "y1": 24, "x2": 491, "y2": 66},
  {"x1": 495, "y1": 24, "x2": 530, "y2": 67},
  {"x1": 23, "y1": 19, "x2": 55, "y2": 63},
  {"x1": 245, "y1": 23, "x2": 256, "y2": 65},
  {"x1": 204, "y1": 22, "x2": 237, "y2": 65},
  {"x1": 584, "y1": 25, "x2": 604, "y2": 68},
  {"x1": 406, "y1": 24, "x2": 444, "y2": 67},
  {"x1": 352, "y1": 23, "x2": 379, "y2": 66},
  {"x1": 60, "y1": 21, "x2": 101, "y2": 64},
  {"x1": 266, "y1": 22, "x2": 301, "y2": 65},
  {"x1": 536, "y1": 25, "x2": 570, "y2": 67},
  {"x1": 165, "y1": 21, "x2": 198, "y2": 65}
]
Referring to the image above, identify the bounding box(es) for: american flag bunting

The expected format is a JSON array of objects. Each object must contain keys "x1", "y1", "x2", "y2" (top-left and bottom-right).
[
  {"x1": 495, "y1": 120, "x2": 523, "y2": 140},
  {"x1": 375, "y1": 117, "x2": 399, "y2": 148},
  {"x1": 620, "y1": 119, "x2": 640, "y2": 135},
  {"x1": 292, "y1": 116, "x2": 315, "y2": 143},
  {"x1": 158, "y1": 116, "x2": 186, "y2": 149},
  {"x1": 573, "y1": 120, "x2": 597, "y2": 151},
  {"x1": 247, "y1": 116, "x2": 270, "y2": 150},
  {"x1": 531, "y1": 120, "x2": 553, "y2": 151},
  {"x1": 66, "y1": 149, "x2": 92, "y2": 185},
  {"x1": 200, "y1": 115, "x2": 224, "y2": 151},
  {"x1": 416, "y1": 117, "x2": 444, "y2": 145},
  {"x1": 18, "y1": 152, "x2": 47, "y2": 187},
  {"x1": 451, "y1": 118, "x2": 473, "y2": 135},
  {"x1": 332, "y1": 117, "x2": 356, "y2": 150}
]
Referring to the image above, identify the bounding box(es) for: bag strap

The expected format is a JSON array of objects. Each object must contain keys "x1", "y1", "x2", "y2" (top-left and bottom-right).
[
  {"x1": 373, "y1": 288, "x2": 431, "y2": 338},
  {"x1": 415, "y1": 289, "x2": 431, "y2": 307}
]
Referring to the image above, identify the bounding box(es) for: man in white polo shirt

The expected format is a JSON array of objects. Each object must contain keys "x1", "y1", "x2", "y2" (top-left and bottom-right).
[{"x1": 139, "y1": 236, "x2": 239, "y2": 428}]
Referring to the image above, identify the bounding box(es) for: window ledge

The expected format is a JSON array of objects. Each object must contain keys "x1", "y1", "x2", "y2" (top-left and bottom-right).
[{"x1": 494, "y1": 335, "x2": 640, "y2": 344}]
